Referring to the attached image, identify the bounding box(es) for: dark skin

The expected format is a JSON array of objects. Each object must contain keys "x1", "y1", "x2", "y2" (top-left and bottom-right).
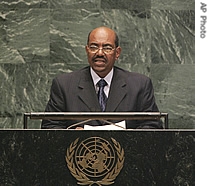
[{"x1": 85, "y1": 27, "x2": 121, "y2": 78}]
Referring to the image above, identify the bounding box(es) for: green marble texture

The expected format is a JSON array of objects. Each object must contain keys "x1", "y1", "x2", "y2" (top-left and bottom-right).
[{"x1": 0, "y1": 0, "x2": 195, "y2": 129}]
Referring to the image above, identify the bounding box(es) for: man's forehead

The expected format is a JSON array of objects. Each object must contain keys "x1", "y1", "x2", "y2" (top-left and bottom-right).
[{"x1": 89, "y1": 28, "x2": 115, "y2": 43}]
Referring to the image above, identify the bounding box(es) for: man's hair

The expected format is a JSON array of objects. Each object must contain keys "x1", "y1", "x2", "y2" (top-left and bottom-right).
[{"x1": 87, "y1": 29, "x2": 119, "y2": 47}]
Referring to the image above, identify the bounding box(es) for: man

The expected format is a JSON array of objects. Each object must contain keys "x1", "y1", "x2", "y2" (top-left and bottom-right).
[{"x1": 41, "y1": 26, "x2": 162, "y2": 129}]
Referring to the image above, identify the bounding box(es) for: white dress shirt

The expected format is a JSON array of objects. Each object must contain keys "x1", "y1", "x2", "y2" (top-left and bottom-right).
[
  {"x1": 90, "y1": 67, "x2": 113, "y2": 98},
  {"x1": 86, "y1": 67, "x2": 126, "y2": 130}
]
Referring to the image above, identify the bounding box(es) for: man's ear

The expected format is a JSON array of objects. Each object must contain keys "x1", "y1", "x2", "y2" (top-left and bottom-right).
[
  {"x1": 115, "y1": 46, "x2": 122, "y2": 60},
  {"x1": 85, "y1": 45, "x2": 89, "y2": 54}
]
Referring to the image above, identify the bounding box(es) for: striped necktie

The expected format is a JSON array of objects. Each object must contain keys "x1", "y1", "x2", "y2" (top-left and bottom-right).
[{"x1": 97, "y1": 79, "x2": 108, "y2": 111}]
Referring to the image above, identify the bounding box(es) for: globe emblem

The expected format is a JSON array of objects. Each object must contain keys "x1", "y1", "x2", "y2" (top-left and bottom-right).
[{"x1": 75, "y1": 137, "x2": 116, "y2": 178}]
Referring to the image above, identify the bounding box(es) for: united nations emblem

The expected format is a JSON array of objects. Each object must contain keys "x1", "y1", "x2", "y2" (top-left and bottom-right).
[{"x1": 65, "y1": 137, "x2": 124, "y2": 185}]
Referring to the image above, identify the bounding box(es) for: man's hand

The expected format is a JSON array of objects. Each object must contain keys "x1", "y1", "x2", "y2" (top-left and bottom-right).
[{"x1": 75, "y1": 127, "x2": 84, "y2": 130}]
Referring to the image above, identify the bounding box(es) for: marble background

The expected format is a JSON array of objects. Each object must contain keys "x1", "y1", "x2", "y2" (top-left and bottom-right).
[{"x1": 0, "y1": 0, "x2": 195, "y2": 129}]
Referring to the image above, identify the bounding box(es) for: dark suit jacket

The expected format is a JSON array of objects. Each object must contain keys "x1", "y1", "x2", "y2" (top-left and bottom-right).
[{"x1": 41, "y1": 66, "x2": 162, "y2": 129}]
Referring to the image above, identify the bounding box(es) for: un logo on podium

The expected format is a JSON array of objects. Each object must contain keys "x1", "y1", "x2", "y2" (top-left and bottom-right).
[{"x1": 66, "y1": 137, "x2": 124, "y2": 185}]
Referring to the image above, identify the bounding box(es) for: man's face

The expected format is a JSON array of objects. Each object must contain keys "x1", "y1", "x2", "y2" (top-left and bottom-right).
[{"x1": 85, "y1": 27, "x2": 121, "y2": 78}]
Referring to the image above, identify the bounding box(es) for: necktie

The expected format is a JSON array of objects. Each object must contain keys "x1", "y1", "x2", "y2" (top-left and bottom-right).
[{"x1": 97, "y1": 79, "x2": 108, "y2": 111}]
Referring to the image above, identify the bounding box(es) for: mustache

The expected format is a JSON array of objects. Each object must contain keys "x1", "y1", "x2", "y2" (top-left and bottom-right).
[{"x1": 93, "y1": 56, "x2": 107, "y2": 62}]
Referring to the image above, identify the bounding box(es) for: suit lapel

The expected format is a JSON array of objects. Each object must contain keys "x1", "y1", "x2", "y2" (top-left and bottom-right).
[
  {"x1": 106, "y1": 68, "x2": 127, "y2": 111},
  {"x1": 78, "y1": 68, "x2": 101, "y2": 111},
  {"x1": 77, "y1": 67, "x2": 127, "y2": 112}
]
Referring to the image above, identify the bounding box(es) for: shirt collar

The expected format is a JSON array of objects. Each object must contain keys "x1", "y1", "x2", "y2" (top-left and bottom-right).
[{"x1": 90, "y1": 67, "x2": 113, "y2": 87}]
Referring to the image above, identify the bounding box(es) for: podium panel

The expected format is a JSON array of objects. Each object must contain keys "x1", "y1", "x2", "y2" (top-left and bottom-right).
[{"x1": 0, "y1": 130, "x2": 194, "y2": 185}]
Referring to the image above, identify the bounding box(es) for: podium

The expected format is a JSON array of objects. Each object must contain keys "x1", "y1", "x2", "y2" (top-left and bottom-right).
[
  {"x1": 1, "y1": 132, "x2": 194, "y2": 184},
  {"x1": 0, "y1": 113, "x2": 194, "y2": 185},
  {"x1": 23, "y1": 112, "x2": 169, "y2": 129}
]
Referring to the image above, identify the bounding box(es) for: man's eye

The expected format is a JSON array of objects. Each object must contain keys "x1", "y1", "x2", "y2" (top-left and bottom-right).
[
  {"x1": 90, "y1": 45, "x2": 98, "y2": 48},
  {"x1": 90, "y1": 46, "x2": 98, "y2": 49},
  {"x1": 103, "y1": 47, "x2": 112, "y2": 50}
]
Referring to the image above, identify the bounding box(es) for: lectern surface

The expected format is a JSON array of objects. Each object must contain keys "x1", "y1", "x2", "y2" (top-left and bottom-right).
[{"x1": 0, "y1": 130, "x2": 194, "y2": 186}]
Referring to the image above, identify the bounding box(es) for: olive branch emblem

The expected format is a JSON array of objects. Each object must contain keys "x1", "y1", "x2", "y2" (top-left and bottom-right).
[{"x1": 65, "y1": 137, "x2": 124, "y2": 186}]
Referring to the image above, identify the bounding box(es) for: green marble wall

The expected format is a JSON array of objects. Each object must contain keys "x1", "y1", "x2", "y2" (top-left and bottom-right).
[{"x1": 0, "y1": 0, "x2": 195, "y2": 129}]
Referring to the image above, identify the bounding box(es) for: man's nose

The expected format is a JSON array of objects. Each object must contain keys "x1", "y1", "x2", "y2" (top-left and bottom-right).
[{"x1": 97, "y1": 48, "x2": 105, "y2": 55}]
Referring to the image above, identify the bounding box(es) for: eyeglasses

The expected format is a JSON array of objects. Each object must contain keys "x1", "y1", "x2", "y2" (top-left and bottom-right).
[{"x1": 87, "y1": 45, "x2": 115, "y2": 54}]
